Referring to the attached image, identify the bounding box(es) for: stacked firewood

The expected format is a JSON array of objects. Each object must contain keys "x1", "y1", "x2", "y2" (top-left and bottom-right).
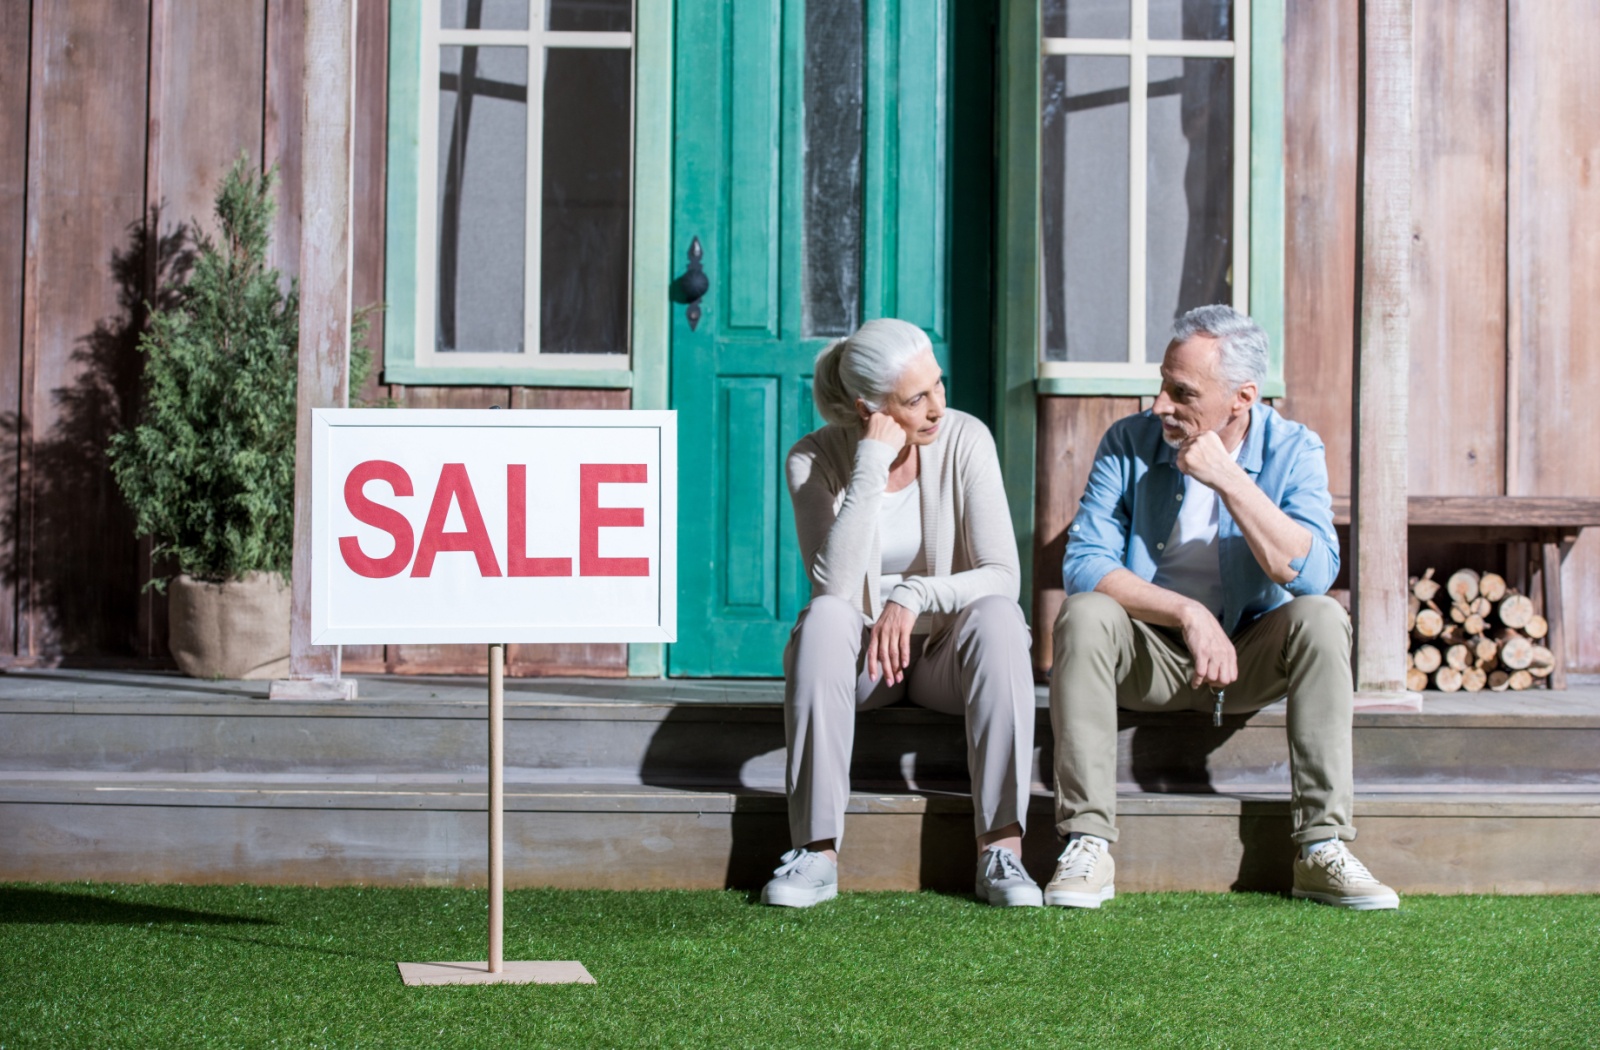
[{"x1": 1405, "y1": 568, "x2": 1554, "y2": 692}]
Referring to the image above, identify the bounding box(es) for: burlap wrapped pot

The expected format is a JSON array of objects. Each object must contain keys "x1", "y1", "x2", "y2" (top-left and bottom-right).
[{"x1": 167, "y1": 571, "x2": 291, "y2": 680}]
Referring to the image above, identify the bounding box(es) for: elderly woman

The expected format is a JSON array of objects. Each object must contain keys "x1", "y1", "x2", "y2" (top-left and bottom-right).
[{"x1": 760, "y1": 318, "x2": 1040, "y2": 908}]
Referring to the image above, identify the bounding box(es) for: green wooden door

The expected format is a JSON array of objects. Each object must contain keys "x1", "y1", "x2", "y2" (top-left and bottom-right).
[{"x1": 669, "y1": 0, "x2": 970, "y2": 676}]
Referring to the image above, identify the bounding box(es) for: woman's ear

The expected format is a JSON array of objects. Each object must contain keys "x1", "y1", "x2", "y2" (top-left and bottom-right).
[{"x1": 855, "y1": 397, "x2": 872, "y2": 424}]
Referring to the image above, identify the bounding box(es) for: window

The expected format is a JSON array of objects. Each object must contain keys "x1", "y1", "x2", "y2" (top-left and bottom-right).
[
  {"x1": 386, "y1": 0, "x2": 671, "y2": 390},
  {"x1": 1035, "y1": 0, "x2": 1282, "y2": 392}
]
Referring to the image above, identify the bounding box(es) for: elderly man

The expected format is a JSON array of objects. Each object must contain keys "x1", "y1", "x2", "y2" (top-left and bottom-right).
[{"x1": 1045, "y1": 304, "x2": 1397, "y2": 911}]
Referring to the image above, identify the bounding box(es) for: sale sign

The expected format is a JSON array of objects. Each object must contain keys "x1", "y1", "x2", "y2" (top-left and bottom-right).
[{"x1": 310, "y1": 409, "x2": 676, "y2": 644}]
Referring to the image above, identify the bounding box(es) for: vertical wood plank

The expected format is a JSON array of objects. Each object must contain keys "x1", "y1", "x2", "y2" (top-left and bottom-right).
[
  {"x1": 155, "y1": 1, "x2": 267, "y2": 234},
  {"x1": 350, "y1": 0, "x2": 388, "y2": 403},
  {"x1": 19, "y1": 0, "x2": 151, "y2": 659},
  {"x1": 1031, "y1": 396, "x2": 1139, "y2": 677},
  {"x1": 1408, "y1": 0, "x2": 1505, "y2": 496},
  {"x1": 1351, "y1": 0, "x2": 1413, "y2": 694},
  {"x1": 265, "y1": 0, "x2": 306, "y2": 278},
  {"x1": 0, "y1": 1, "x2": 32, "y2": 657},
  {"x1": 1508, "y1": 0, "x2": 1600, "y2": 672},
  {"x1": 281, "y1": 0, "x2": 355, "y2": 693},
  {"x1": 1278, "y1": 0, "x2": 1357, "y2": 492}
]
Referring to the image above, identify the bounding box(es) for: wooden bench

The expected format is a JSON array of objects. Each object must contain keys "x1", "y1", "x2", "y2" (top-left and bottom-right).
[{"x1": 1330, "y1": 496, "x2": 1600, "y2": 689}]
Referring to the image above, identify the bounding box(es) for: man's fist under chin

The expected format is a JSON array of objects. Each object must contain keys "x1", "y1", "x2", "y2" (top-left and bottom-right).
[{"x1": 1175, "y1": 429, "x2": 1235, "y2": 487}]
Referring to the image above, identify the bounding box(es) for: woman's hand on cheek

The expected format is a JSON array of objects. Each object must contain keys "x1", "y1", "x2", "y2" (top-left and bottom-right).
[
  {"x1": 866, "y1": 601, "x2": 917, "y2": 686},
  {"x1": 862, "y1": 409, "x2": 907, "y2": 451}
]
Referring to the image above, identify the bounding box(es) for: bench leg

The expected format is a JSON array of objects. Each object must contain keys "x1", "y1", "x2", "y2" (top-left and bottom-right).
[{"x1": 1540, "y1": 531, "x2": 1569, "y2": 691}]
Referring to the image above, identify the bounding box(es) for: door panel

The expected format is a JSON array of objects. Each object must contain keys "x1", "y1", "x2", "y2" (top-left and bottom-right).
[{"x1": 670, "y1": 0, "x2": 957, "y2": 676}]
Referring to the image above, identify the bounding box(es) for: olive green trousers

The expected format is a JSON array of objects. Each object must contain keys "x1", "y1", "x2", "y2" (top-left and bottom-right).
[{"x1": 1049, "y1": 591, "x2": 1356, "y2": 846}]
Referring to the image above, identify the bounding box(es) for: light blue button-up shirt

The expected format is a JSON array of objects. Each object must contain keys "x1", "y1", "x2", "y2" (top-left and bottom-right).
[{"x1": 1061, "y1": 403, "x2": 1339, "y2": 636}]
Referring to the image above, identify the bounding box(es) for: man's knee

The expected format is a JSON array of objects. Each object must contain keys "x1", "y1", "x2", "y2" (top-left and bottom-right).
[
  {"x1": 1282, "y1": 595, "x2": 1351, "y2": 653},
  {"x1": 1053, "y1": 590, "x2": 1126, "y2": 660}
]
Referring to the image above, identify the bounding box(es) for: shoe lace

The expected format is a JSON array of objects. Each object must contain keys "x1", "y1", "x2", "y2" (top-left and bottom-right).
[
  {"x1": 1056, "y1": 839, "x2": 1102, "y2": 880},
  {"x1": 1321, "y1": 844, "x2": 1377, "y2": 885},
  {"x1": 983, "y1": 847, "x2": 1028, "y2": 883},
  {"x1": 773, "y1": 849, "x2": 817, "y2": 878}
]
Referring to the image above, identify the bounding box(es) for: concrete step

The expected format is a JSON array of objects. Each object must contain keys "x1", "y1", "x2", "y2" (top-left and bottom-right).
[
  {"x1": 4, "y1": 771, "x2": 1598, "y2": 894},
  {"x1": 5, "y1": 672, "x2": 1600, "y2": 791}
]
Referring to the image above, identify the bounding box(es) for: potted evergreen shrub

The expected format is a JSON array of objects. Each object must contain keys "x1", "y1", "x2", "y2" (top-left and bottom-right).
[{"x1": 109, "y1": 157, "x2": 369, "y2": 679}]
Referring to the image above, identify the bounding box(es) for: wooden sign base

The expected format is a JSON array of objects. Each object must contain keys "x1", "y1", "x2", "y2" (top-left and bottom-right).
[{"x1": 397, "y1": 961, "x2": 595, "y2": 986}]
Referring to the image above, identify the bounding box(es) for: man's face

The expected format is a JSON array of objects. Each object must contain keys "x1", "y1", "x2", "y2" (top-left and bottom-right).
[{"x1": 1151, "y1": 335, "x2": 1254, "y2": 448}]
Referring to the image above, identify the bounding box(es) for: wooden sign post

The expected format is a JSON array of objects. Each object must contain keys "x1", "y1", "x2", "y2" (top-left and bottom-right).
[{"x1": 309, "y1": 408, "x2": 677, "y2": 985}]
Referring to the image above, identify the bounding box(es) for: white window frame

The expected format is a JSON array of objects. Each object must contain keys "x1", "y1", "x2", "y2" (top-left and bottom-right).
[
  {"x1": 1039, "y1": 0, "x2": 1251, "y2": 381},
  {"x1": 414, "y1": 0, "x2": 635, "y2": 372}
]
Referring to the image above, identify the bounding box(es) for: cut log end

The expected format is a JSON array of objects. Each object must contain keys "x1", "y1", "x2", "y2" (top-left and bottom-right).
[
  {"x1": 1434, "y1": 666, "x2": 1464, "y2": 693},
  {"x1": 1412, "y1": 644, "x2": 1443, "y2": 674},
  {"x1": 1499, "y1": 594, "x2": 1535, "y2": 630},
  {"x1": 1446, "y1": 569, "x2": 1481, "y2": 604},
  {"x1": 1479, "y1": 572, "x2": 1508, "y2": 602}
]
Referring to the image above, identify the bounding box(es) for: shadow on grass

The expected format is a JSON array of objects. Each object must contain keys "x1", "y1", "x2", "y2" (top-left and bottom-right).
[{"x1": 0, "y1": 888, "x2": 274, "y2": 926}]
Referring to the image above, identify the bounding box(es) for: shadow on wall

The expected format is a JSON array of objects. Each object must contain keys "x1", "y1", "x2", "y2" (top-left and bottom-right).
[{"x1": 0, "y1": 212, "x2": 193, "y2": 660}]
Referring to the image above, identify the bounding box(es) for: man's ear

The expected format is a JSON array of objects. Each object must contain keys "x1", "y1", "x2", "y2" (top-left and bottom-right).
[{"x1": 1235, "y1": 381, "x2": 1259, "y2": 412}]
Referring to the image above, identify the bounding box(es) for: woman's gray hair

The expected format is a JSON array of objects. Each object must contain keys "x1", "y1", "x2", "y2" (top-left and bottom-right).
[
  {"x1": 1169, "y1": 304, "x2": 1268, "y2": 390},
  {"x1": 812, "y1": 318, "x2": 932, "y2": 426}
]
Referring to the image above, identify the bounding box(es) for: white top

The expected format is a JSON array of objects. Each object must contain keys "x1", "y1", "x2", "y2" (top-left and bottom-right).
[
  {"x1": 876, "y1": 479, "x2": 927, "y2": 607},
  {"x1": 786, "y1": 409, "x2": 1021, "y2": 640},
  {"x1": 1151, "y1": 443, "x2": 1243, "y2": 619}
]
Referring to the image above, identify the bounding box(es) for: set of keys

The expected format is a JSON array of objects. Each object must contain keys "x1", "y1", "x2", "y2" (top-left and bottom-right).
[{"x1": 1210, "y1": 687, "x2": 1225, "y2": 727}]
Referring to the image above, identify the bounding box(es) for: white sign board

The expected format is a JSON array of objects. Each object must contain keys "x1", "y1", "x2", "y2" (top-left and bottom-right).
[{"x1": 311, "y1": 409, "x2": 675, "y2": 644}]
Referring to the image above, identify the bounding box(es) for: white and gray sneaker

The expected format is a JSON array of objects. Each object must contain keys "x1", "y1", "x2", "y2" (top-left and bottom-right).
[
  {"x1": 760, "y1": 848, "x2": 838, "y2": 908},
  {"x1": 975, "y1": 846, "x2": 1043, "y2": 907},
  {"x1": 1044, "y1": 836, "x2": 1115, "y2": 908}
]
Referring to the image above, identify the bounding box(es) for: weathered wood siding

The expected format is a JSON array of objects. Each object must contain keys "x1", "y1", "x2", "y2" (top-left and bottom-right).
[
  {"x1": 0, "y1": 0, "x2": 628, "y2": 676},
  {"x1": 1033, "y1": 0, "x2": 1600, "y2": 673}
]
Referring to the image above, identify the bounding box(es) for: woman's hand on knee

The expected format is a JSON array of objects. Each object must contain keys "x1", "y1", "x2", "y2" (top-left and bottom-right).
[{"x1": 868, "y1": 601, "x2": 917, "y2": 686}]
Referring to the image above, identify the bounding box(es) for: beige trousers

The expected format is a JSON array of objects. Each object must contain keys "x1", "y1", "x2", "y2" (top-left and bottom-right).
[
  {"x1": 1050, "y1": 591, "x2": 1356, "y2": 846},
  {"x1": 783, "y1": 594, "x2": 1036, "y2": 848}
]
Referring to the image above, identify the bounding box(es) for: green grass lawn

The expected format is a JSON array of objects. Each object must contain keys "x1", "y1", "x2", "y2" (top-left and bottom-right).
[{"x1": 1, "y1": 883, "x2": 1596, "y2": 1049}]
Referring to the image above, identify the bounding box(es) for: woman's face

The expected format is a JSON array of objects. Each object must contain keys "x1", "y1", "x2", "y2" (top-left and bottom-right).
[{"x1": 859, "y1": 350, "x2": 946, "y2": 446}]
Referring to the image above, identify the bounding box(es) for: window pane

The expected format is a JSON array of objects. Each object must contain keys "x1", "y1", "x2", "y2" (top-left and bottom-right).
[
  {"x1": 1044, "y1": 0, "x2": 1131, "y2": 39},
  {"x1": 1149, "y1": 0, "x2": 1232, "y2": 42},
  {"x1": 1042, "y1": 55, "x2": 1129, "y2": 363},
  {"x1": 437, "y1": 46, "x2": 528, "y2": 353},
  {"x1": 802, "y1": 0, "x2": 864, "y2": 338},
  {"x1": 547, "y1": 0, "x2": 632, "y2": 32},
  {"x1": 541, "y1": 47, "x2": 632, "y2": 354},
  {"x1": 441, "y1": 0, "x2": 529, "y2": 31},
  {"x1": 1145, "y1": 56, "x2": 1233, "y2": 362}
]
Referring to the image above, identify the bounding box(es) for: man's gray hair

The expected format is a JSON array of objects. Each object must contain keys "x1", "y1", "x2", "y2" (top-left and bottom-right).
[{"x1": 1169, "y1": 304, "x2": 1268, "y2": 390}]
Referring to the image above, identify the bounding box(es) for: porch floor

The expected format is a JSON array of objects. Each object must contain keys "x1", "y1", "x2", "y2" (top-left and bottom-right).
[{"x1": 4, "y1": 668, "x2": 1599, "y2": 894}]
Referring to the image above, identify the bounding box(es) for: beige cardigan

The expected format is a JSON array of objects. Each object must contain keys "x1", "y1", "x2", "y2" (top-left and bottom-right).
[{"x1": 785, "y1": 409, "x2": 1020, "y2": 639}]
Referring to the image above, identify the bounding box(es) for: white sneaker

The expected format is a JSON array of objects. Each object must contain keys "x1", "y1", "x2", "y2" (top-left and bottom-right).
[
  {"x1": 1044, "y1": 836, "x2": 1115, "y2": 908},
  {"x1": 974, "y1": 846, "x2": 1043, "y2": 907},
  {"x1": 1292, "y1": 842, "x2": 1399, "y2": 910},
  {"x1": 760, "y1": 849, "x2": 838, "y2": 908}
]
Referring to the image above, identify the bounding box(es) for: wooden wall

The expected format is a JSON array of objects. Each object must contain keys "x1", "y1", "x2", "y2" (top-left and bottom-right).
[
  {"x1": 0, "y1": 0, "x2": 627, "y2": 676},
  {"x1": 1035, "y1": 0, "x2": 1600, "y2": 674}
]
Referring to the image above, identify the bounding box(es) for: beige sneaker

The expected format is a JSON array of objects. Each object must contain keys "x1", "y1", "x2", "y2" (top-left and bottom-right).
[
  {"x1": 1044, "y1": 836, "x2": 1115, "y2": 908},
  {"x1": 1292, "y1": 842, "x2": 1399, "y2": 910}
]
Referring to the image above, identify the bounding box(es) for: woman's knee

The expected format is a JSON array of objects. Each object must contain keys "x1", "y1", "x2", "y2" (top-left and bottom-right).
[
  {"x1": 956, "y1": 595, "x2": 1030, "y2": 651},
  {"x1": 795, "y1": 595, "x2": 861, "y2": 639}
]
